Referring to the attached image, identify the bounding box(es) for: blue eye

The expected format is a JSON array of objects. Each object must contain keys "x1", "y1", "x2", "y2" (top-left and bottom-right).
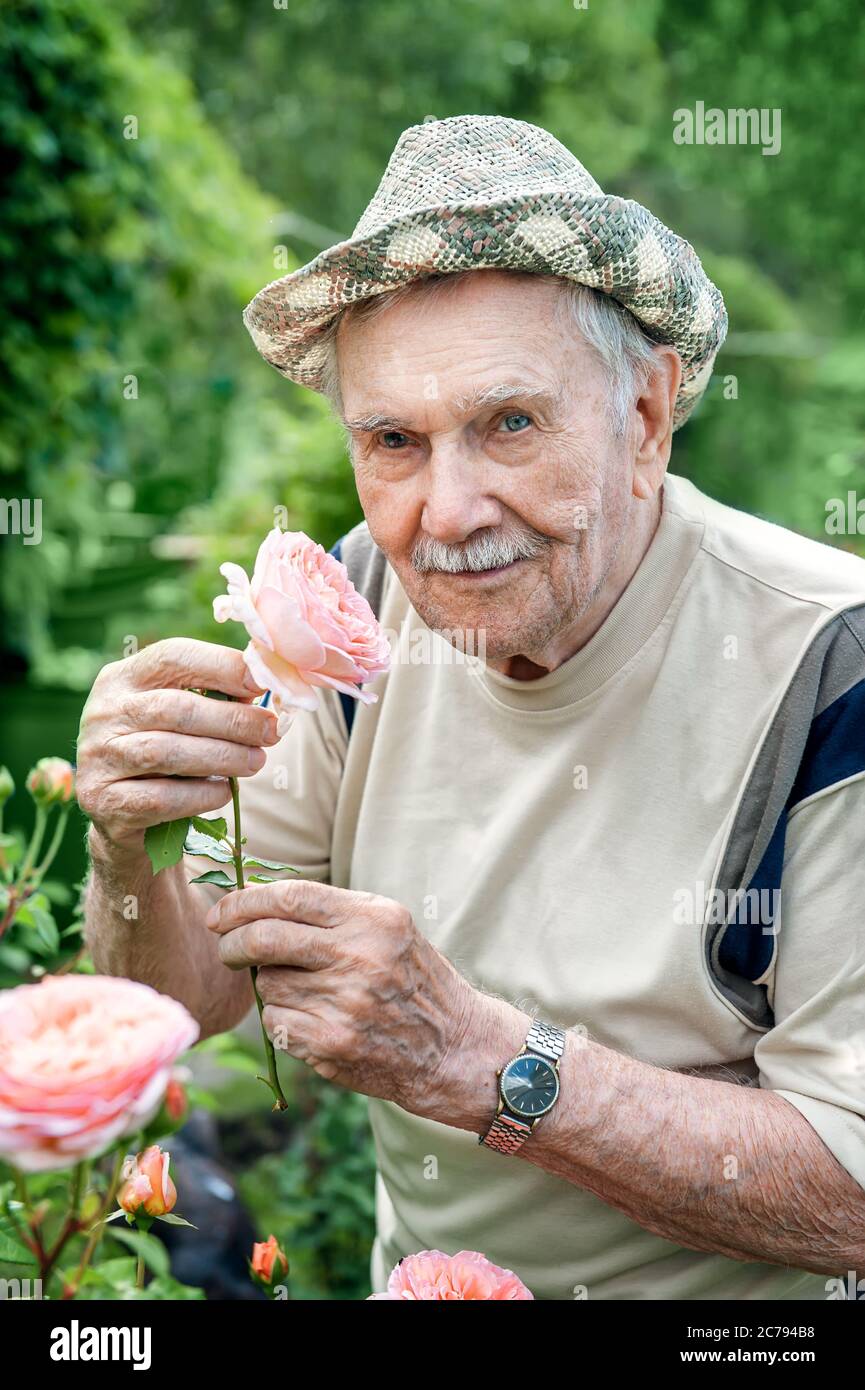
[
  {"x1": 498, "y1": 414, "x2": 532, "y2": 433},
  {"x1": 380, "y1": 431, "x2": 410, "y2": 449}
]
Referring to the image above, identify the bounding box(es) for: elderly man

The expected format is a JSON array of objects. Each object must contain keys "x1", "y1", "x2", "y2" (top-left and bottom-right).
[{"x1": 80, "y1": 115, "x2": 865, "y2": 1300}]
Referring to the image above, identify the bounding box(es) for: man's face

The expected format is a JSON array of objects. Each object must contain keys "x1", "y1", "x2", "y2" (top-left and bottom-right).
[{"x1": 337, "y1": 271, "x2": 638, "y2": 665}]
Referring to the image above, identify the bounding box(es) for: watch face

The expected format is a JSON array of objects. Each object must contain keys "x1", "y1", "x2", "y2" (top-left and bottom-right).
[{"x1": 501, "y1": 1054, "x2": 559, "y2": 1118}]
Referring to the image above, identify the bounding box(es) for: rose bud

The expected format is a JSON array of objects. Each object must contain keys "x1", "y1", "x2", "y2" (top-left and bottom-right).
[
  {"x1": 118, "y1": 1145, "x2": 177, "y2": 1218},
  {"x1": 0, "y1": 766, "x2": 14, "y2": 809},
  {"x1": 25, "y1": 757, "x2": 75, "y2": 808},
  {"x1": 250, "y1": 1234, "x2": 289, "y2": 1291},
  {"x1": 138, "y1": 1068, "x2": 191, "y2": 1146},
  {"x1": 164, "y1": 1077, "x2": 188, "y2": 1124}
]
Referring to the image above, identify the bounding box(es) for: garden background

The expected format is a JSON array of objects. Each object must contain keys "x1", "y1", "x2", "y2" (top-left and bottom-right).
[{"x1": 1, "y1": 0, "x2": 863, "y2": 1297}]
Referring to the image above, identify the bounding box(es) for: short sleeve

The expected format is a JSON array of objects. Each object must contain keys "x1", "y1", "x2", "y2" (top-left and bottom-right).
[
  {"x1": 754, "y1": 775, "x2": 865, "y2": 1190},
  {"x1": 183, "y1": 686, "x2": 348, "y2": 910}
]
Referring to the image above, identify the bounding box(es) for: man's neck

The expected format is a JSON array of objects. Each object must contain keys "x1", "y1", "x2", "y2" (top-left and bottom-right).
[{"x1": 491, "y1": 489, "x2": 664, "y2": 681}]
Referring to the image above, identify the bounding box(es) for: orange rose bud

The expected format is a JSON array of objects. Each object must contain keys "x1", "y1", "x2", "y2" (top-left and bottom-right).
[
  {"x1": 164, "y1": 1077, "x2": 188, "y2": 1124},
  {"x1": 250, "y1": 1234, "x2": 288, "y2": 1288},
  {"x1": 25, "y1": 757, "x2": 75, "y2": 807},
  {"x1": 118, "y1": 1145, "x2": 177, "y2": 1218}
]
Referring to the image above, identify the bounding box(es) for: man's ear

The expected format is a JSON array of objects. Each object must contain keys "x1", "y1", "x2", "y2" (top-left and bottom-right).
[{"x1": 632, "y1": 346, "x2": 682, "y2": 502}]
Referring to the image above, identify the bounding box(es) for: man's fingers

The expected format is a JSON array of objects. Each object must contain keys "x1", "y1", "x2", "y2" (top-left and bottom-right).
[
  {"x1": 105, "y1": 730, "x2": 267, "y2": 780},
  {"x1": 123, "y1": 638, "x2": 266, "y2": 699},
  {"x1": 97, "y1": 776, "x2": 233, "y2": 828},
  {"x1": 206, "y1": 880, "x2": 363, "y2": 933},
  {"x1": 259, "y1": 1005, "x2": 333, "y2": 1067},
  {"x1": 215, "y1": 918, "x2": 335, "y2": 971},
  {"x1": 118, "y1": 688, "x2": 279, "y2": 747}
]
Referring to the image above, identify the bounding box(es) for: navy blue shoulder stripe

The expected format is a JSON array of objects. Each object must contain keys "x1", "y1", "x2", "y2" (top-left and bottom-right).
[
  {"x1": 789, "y1": 675, "x2": 865, "y2": 808},
  {"x1": 721, "y1": 815, "x2": 785, "y2": 982},
  {"x1": 719, "y1": 675, "x2": 865, "y2": 984},
  {"x1": 253, "y1": 539, "x2": 356, "y2": 737}
]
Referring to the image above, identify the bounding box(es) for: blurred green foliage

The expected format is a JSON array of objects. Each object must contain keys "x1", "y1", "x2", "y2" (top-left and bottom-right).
[
  {"x1": 2, "y1": 0, "x2": 863, "y2": 692},
  {"x1": 233, "y1": 1073, "x2": 377, "y2": 1301},
  {"x1": 2, "y1": 0, "x2": 862, "y2": 697},
  {"x1": 1, "y1": 0, "x2": 863, "y2": 1299}
]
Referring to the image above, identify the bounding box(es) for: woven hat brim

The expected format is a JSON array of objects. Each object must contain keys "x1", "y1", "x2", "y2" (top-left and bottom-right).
[{"x1": 243, "y1": 190, "x2": 727, "y2": 429}]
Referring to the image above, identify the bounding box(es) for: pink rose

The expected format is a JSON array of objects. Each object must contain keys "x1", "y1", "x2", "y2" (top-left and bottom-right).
[
  {"x1": 0, "y1": 976, "x2": 199, "y2": 1172},
  {"x1": 368, "y1": 1249, "x2": 534, "y2": 1300},
  {"x1": 118, "y1": 1144, "x2": 177, "y2": 1217},
  {"x1": 213, "y1": 529, "x2": 390, "y2": 731}
]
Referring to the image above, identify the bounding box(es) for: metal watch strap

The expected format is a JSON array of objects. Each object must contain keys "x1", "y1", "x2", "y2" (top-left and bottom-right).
[
  {"x1": 525, "y1": 1019, "x2": 565, "y2": 1063},
  {"x1": 480, "y1": 1020, "x2": 565, "y2": 1154},
  {"x1": 482, "y1": 1110, "x2": 534, "y2": 1155}
]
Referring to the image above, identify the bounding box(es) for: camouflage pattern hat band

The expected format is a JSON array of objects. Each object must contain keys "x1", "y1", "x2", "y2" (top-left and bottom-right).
[{"x1": 242, "y1": 114, "x2": 727, "y2": 430}]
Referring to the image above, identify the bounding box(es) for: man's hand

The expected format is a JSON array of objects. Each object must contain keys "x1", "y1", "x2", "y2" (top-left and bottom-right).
[
  {"x1": 77, "y1": 638, "x2": 279, "y2": 855},
  {"x1": 205, "y1": 880, "x2": 529, "y2": 1128}
]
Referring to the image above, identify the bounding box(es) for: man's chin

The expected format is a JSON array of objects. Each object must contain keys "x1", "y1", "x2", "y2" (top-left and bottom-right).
[
  {"x1": 404, "y1": 566, "x2": 553, "y2": 661},
  {"x1": 407, "y1": 605, "x2": 523, "y2": 665}
]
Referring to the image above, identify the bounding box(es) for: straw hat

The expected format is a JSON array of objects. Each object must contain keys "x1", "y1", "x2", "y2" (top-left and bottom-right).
[{"x1": 243, "y1": 114, "x2": 727, "y2": 429}]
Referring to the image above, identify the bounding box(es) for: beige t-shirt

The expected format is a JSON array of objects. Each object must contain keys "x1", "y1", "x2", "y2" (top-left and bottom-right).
[{"x1": 188, "y1": 472, "x2": 865, "y2": 1300}]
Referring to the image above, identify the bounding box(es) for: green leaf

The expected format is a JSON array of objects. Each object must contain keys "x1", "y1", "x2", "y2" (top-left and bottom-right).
[
  {"x1": 33, "y1": 911, "x2": 60, "y2": 955},
  {"x1": 79, "y1": 1257, "x2": 137, "y2": 1287},
  {"x1": 241, "y1": 856, "x2": 298, "y2": 872},
  {"x1": 12, "y1": 901, "x2": 60, "y2": 955},
  {"x1": 183, "y1": 828, "x2": 234, "y2": 862},
  {"x1": 191, "y1": 815, "x2": 228, "y2": 841},
  {"x1": 108, "y1": 1226, "x2": 170, "y2": 1278},
  {"x1": 0, "y1": 1229, "x2": 34, "y2": 1264},
  {"x1": 145, "y1": 819, "x2": 191, "y2": 875},
  {"x1": 155, "y1": 1212, "x2": 197, "y2": 1228},
  {"x1": 245, "y1": 873, "x2": 274, "y2": 883},
  {"x1": 131, "y1": 1274, "x2": 206, "y2": 1300},
  {"x1": 39, "y1": 879, "x2": 72, "y2": 906},
  {"x1": 0, "y1": 943, "x2": 31, "y2": 975},
  {"x1": 0, "y1": 834, "x2": 23, "y2": 874},
  {"x1": 188, "y1": 869, "x2": 236, "y2": 889},
  {"x1": 96, "y1": 1208, "x2": 127, "y2": 1227}
]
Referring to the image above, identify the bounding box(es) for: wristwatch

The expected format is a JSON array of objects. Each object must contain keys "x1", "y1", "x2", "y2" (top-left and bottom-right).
[{"x1": 479, "y1": 1020, "x2": 565, "y2": 1154}]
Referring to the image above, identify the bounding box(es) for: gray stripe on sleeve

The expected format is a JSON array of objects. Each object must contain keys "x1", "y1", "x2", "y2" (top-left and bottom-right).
[{"x1": 708, "y1": 604, "x2": 865, "y2": 1027}]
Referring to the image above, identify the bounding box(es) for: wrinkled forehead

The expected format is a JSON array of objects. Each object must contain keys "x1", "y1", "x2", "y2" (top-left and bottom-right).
[{"x1": 335, "y1": 273, "x2": 598, "y2": 427}]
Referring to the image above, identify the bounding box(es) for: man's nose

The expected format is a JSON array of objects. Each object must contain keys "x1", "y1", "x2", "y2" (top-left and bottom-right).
[{"x1": 420, "y1": 441, "x2": 501, "y2": 543}]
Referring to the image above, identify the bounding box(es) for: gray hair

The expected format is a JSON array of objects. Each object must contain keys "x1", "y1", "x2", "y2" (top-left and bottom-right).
[{"x1": 317, "y1": 270, "x2": 662, "y2": 438}]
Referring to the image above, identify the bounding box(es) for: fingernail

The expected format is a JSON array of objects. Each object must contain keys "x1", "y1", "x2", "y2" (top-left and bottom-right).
[{"x1": 248, "y1": 747, "x2": 267, "y2": 772}]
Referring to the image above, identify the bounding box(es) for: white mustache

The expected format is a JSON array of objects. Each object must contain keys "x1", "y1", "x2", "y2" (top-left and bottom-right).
[{"x1": 412, "y1": 524, "x2": 548, "y2": 574}]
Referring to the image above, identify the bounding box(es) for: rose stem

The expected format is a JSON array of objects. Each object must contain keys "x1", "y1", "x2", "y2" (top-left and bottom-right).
[
  {"x1": 40, "y1": 1160, "x2": 87, "y2": 1285},
  {"x1": 229, "y1": 775, "x2": 289, "y2": 1112},
  {"x1": 63, "y1": 1148, "x2": 125, "y2": 1298},
  {"x1": 18, "y1": 804, "x2": 48, "y2": 885},
  {"x1": 29, "y1": 806, "x2": 71, "y2": 889}
]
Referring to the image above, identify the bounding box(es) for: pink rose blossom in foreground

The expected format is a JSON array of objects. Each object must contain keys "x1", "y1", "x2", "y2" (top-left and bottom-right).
[
  {"x1": 213, "y1": 528, "x2": 391, "y2": 732},
  {"x1": 368, "y1": 1249, "x2": 534, "y2": 1300},
  {"x1": 118, "y1": 1144, "x2": 177, "y2": 1217},
  {"x1": 0, "y1": 976, "x2": 199, "y2": 1172}
]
